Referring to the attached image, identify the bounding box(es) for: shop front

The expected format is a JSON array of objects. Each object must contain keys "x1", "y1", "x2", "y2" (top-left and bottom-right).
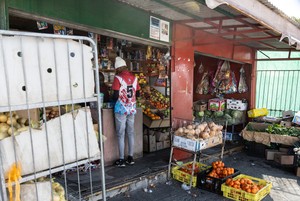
[
  {"x1": 1, "y1": 0, "x2": 300, "y2": 201},
  {"x1": 0, "y1": 0, "x2": 173, "y2": 201}
]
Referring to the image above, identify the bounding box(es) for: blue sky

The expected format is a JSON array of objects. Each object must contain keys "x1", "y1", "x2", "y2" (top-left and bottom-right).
[{"x1": 269, "y1": 0, "x2": 300, "y2": 18}]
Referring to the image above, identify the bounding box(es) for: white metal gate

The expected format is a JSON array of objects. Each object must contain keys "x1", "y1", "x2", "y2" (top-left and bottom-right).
[{"x1": 0, "y1": 30, "x2": 106, "y2": 201}]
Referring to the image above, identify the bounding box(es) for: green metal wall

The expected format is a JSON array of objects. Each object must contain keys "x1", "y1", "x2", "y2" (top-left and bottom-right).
[{"x1": 7, "y1": 0, "x2": 171, "y2": 43}]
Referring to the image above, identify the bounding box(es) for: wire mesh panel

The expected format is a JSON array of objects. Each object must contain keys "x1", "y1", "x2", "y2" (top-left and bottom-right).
[
  {"x1": 256, "y1": 70, "x2": 300, "y2": 117},
  {"x1": 0, "y1": 30, "x2": 106, "y2": 201}
]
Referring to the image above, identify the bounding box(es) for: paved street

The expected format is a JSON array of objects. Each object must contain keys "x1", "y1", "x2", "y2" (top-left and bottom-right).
[{"x1": 108, "y1": 152, "x2": 300, "y2": 201}]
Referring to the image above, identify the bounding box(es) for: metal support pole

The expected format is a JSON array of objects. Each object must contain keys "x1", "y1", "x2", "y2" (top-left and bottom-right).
[{"x1": 0, "y1": 0, "x2": 8, "y2": 30}]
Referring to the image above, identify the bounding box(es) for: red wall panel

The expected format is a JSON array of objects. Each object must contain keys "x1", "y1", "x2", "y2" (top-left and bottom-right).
[{"x1": 171, "y1": 23, "x2": 256, "y2": 121}]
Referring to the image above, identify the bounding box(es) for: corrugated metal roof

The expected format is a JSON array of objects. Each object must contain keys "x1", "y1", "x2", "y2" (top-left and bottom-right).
[
  {"x1": 118, "y1": 0, "x2": 300, "y2": 50},
  {"x1": 257, "y1": 0, "x2": 300, "y2": 29}
]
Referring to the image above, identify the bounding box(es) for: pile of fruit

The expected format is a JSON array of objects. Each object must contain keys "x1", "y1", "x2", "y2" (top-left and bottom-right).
[
  {"x1": 135, "y1": 73, "x2": 147, "y2": 85},
  {"x1": 143, "y1": 108, "x2": 161, "y2": 120},
  {"x1": 208, "y1": 161, "x2": 235, "y2": 178},
  {"x1": 0, "y1": 112, "x2": 30, "y2": 140},
  {"x1": 149, "y1": 87, "x2": 170, "y2": 110},
  {"x1": 179, "y1": 163, "x2": 203, "y2": 175},
  {"x1": 174, "y1": 122, "x2": 223, "y2": 140},
  {"x1": 225, "y1": 177, "x2": 264, "y2": 194}
]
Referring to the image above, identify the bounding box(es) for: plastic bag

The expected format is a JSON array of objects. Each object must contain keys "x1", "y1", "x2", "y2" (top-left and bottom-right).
[
  {"x1": 238, "y1": 67, "x2": 248, "y2": 93},
  {"x1": 212, "y1": 60, "x2": 237, "y2": 95},
  {"x1": 196, "y1": 71, "x2": 210, "y2": 94}
]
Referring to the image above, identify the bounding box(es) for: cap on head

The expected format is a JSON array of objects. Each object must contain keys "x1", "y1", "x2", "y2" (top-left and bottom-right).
[{"x1": 115, "y1": 57, "x2": 127, "y2": 69}]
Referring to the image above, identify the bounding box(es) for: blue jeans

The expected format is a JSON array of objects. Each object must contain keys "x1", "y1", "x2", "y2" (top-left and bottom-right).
[{"x1": 114, "y1": 113, "x2": 135, "y2": 159}]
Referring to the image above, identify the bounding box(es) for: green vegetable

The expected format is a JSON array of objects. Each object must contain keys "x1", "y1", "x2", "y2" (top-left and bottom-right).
[
  {"x1": 204, "y1": 110, "x2": 212, "y2": 117},
  {"x1": 214, "y1": 111, "x2": 224, "y2": 117},
  {"x1": 224, "y1": 114, "x2": 232, "y2": 120},
  {"x1": 232, "y1": 110, "x2": 244, "y2": 119},
  {"x1": 198, "y1": 111, "x2": 204, "y2": 117}
]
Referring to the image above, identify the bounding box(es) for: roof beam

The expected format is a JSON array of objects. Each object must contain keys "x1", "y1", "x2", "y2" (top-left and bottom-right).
[
  {"x1": 218, "y1": 28, "x2": 269, "y2": 36},
  {"x1": 196, "y1": 24, "x2": 262, "y2": 30}
]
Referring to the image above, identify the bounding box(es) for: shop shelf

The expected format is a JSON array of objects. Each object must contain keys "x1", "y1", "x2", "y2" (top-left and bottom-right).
[
  {"x1": 172, "y1": 162, "x2": 210, "y2": 187},
  {"x1": 221, "y1": 174, "x2": 272, "y2": 201},
  {"x1": 197, "y1": 167, "x2": 240, "y2": 195}
]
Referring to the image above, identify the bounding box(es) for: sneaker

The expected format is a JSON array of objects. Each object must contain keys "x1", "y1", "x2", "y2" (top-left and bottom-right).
[
  {"x1": 126, "y1": 156, "x2": 135, "y2": 165},
  {"x1": 115, "y1": 159, "x2": 126, "y2": 167}
]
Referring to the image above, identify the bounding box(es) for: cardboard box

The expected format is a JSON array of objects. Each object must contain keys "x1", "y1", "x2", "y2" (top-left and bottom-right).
[
  {"x1": 279, "y1": 147, "x2": 290, "y2": 153},
  {"x1": 173, "y1": 135, "x2": 206, "y2": 152},
  {"x1": 296, "y1": 167, "x2": 300, "y2": 177},
  {"x1": 173, "y1": 133, "x2": 222, "y2": 152},
  {"x1": 155, "y1": 131, "x2": 169, "y2": 142},
  {"x1": 265, "y1": 149, "x2": 280, "y2": 160},
  {"x1": 208, "y1": 98, "x2": 225, "y2": 111},
  {"x1": 16, "y1": 109, "x2": 40, "y2": 122},
  {"x1": 241, "y1": 122, "x2": 300, "y2": 146},
  {"x1": 143, "y1": 134, "x2": 156, "y2": 152},
  {"x1": 280, "y1": 121, "x2": 292, "y2": 128},
  {"x1": 156, "y1": 142, "x2": 163, "y2": 150},
  {"x1": 143, "y1": 115, "x2": 162, "y2": 128},
  {"x1": 226, "y1": 99, "x2": 247, "y2": 111},
  {"x1": 292, "y1": 111, "x2": 300, "y2": 125},
  {"x1": 193, "y1": 100, "x2": 207, "y2": 112},
  {"x1": 163, "y1": 140, "x2": 171, "y2": 148},
  {"x1": 274, "y1": 153, "x2": 294, "y2": 165}
]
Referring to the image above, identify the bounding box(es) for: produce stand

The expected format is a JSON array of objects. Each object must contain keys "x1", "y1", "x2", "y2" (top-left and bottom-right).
[
  {"x1": 167, "y1": 118, "x2": 226, "y2": 188},
  {"x1": 241, "y1": 122, "x2": 300, "y2": 146}
]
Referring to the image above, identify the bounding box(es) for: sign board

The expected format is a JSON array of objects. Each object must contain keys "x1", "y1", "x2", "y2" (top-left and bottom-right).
[{"x1": 150, "y1": 16, "x2": 170, "y2": 42}]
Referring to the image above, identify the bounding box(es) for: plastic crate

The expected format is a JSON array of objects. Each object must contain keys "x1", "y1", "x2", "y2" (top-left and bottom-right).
[
  {"x1": 197, "y1": 167, "x2": 240, "y2": 194},
  {"x1": 172, "y1": 162, "x2": 210, "y2": 187},
  {"x1": 221, "y1": 174, "x2": 272, "y2": 201}
]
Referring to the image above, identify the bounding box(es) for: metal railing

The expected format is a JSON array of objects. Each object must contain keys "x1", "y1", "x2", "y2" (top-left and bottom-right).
[
  {"x1": 256, "y1": 69, "x2": 300, "y2": 117},
  {"x1": 0, "y1": 30, "x2": 106, "y2": 201}
]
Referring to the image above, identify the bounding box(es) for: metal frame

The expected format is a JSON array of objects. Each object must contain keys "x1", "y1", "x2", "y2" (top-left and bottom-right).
[{"x1": 0, "y1": 30, "x2": 107, "y2": 201}]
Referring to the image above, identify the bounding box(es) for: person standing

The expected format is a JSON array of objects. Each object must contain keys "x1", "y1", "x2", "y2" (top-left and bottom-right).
[{"x1": 112, "y1": 57, "x2": 140, "y2": 167}]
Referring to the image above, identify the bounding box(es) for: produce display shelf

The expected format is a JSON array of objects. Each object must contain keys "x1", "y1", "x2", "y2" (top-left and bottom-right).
[
  {"x1": 6, "y1": 156, "x2": 100, "y2": 187},
  {"x1": 0, "y1": 97, "x2": 97, "y2": 113},
  {"x1": 221, "y1": 174, "x2": 272, "y2": 201}
]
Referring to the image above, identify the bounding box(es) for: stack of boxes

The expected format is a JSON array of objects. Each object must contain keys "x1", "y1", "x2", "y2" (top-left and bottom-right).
[{"x1": 143, "y1": 129, "x2": 170, "y2": 152}]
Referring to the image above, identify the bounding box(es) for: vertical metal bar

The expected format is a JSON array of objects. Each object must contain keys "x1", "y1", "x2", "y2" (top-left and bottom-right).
[
  {"x1": 257, "y1": 71, "x2": 263, "y2": 108},
  {"x1": 79, "y1": 39, "x2": 94, "y2": 197},
  {"x1": 265, "y1": 71, "x2": 271, "y2": 113},
  {"x1": 66, "y1": 40, "x2": 82, "y2": 199},
  {"x1": 0, "y1": 0, "x2": 8, "y2": 30},
  {"x1": 255, "y1": 71, "x2": 261, "y2": 108},
  {"x1": 36, "y1": 37, "x2": 54, "y2": 201},
  {"x1": 261, "y1": 71, "x2": 268, "y2": 107},
  {"x1": 20, "y1": 36, "x2": 39, "y2": 200},
  {"x1": 167, "y1": 146, "x2": 174, "y2": 180},
  {"x1": 274, "y1": 71, "x2": 280, "y2": 117},
  {"x1": 284, "y1": 71, "x2": 289, "y2": 111},
  {"x1": 52, "y1": 39, "x2": 69, "y2": 198},
  {"x1": 269, "y1": 71, "x2": 275, "y2": 116},
  {"x1": 289, "y1": 71, "x2": 295, "y2": 111},
  {"x1": 294, "y1": 71, "x2": 300, "y2": 112},
  {"x1": 279, "y1": 71, "x2": 285, "y2": 114},
  {"x1": 0, "y1": 35, "x2": 8, "y2": 201},
  {"x1": 93, "y1": 34, "x2": 107, "y2": 201}
]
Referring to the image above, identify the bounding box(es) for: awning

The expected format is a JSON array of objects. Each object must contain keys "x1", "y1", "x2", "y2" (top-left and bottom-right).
[
  {"x1": 205, "y1": 0, "x2": 300, "y2": 50},
  {"x1": 118, "y1": 0, "x2": 300, "y2": 51}
]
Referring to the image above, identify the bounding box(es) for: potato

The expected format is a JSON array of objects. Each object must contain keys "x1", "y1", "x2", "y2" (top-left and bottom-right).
[
  {"x1": 0, "y1": 114, "x2": 8, "y2": 123},
  {"x1": 0, "y1": 123, "x2": 9, "y2": 133},
  {"x1": 0, "y1": 132, "x2": 9, "y2": 140},
  {"x1": 7, "y1": 117, "x2": 17, "y2": 126}
]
